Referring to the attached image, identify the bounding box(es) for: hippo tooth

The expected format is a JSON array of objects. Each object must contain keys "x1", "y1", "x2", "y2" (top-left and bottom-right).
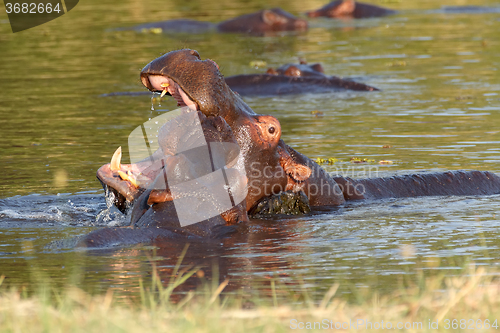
[
  {"x1": 117, "y1": 170, "x2": 128, "y2": 181},
  {"x1": 117, "y1": 170, "x2": 139, "y2": 188},
  {"x1": 110, "y1": 146, "x2": 122, "y2": 171},
  {"x1": 127, "y1": 171, "x2": 139, "y2": 187},
  {"x1": 160, "y1": 89, "x2": 168, "y2": 98},
  {"x1": 160, "y1": 82, "x2": 170, "y2": 88}
]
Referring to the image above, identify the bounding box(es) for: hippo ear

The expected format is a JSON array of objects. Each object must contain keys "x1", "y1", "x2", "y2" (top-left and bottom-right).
[
  {"x1": 284, "y1": 162, "x2": 312, "y2": 182},
  {"x1": 278, "y1": 145, "x2": 312, "y2": 182},
  {"x1": 311, "y1": 63, "x2": 325, "y2": 73},
  {"x1": 266, "y1": 68, "x2": 279, "y2": 75},
  {"x1": 328, "y1": 0, "x2": 355, "y2": 16},
  {"x1": 284, "y1": 66, "x2": 301, "y2": 77},
  {"x1": 262, "y1": 9, "x2": 278, "y2": 25},
  {"x1": 147, "y1": 189, "x2": 174, "y2": 205}
]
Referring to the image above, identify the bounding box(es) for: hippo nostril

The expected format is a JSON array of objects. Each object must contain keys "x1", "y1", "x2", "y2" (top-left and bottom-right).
[
  {"x1": 268, "y1": 126, "x2": 275, "y2": 134},
  {"x1": 295, "y1": 20, "x2": 308, "y2": 30}
]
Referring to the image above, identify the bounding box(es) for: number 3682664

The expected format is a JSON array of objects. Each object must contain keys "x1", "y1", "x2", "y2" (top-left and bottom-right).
[{"x1": 5, "y1": 3, "x2": 62, "y2": 14}]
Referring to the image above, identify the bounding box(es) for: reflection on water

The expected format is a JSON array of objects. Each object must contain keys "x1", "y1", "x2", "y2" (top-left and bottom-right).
[{"x1": 1, "y1": 0, "x2": 500, "y2": 298}]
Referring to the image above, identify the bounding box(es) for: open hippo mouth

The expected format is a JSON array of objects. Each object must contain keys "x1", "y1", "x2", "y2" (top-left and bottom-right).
[
  {"x1": 140, "y1": 56, "x2": 222, "y2": 113},
  {"x1": 97, "y1": 50, "x2": 231, "y2": 211},
  {"x1": 143, "y1": 75, "x2": 199, "y2": 110},
  {"x1": 139, "y1": 49, "x2": 235, "y2": 120},
  {"x1": 98, "y1": 49, "x2": 314, "y2": 221}
]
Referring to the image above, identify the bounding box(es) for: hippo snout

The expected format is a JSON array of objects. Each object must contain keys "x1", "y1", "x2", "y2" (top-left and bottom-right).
[{"x1": 294, "y1": 19, "x2": 308, "y2": 30}]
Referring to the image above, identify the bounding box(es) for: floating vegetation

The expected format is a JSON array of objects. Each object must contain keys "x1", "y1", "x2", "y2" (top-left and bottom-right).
[
  {"x1": 315, "y1": 156, "x2": 398, "y2": 166},
  {"x1": 455, "y1": 95, "x2": 475, "y2": 100},
  {"x1": 310, "y1": 110, "x2": 324, "y2": 117},
  {"x1": 315, "y1": 157, "x2": 338, "y2": 165},
  {"x1": 141, "y1": 27, "x2": 163, "y2": 34},
  {"x1": 350, "y1": 157, "x2": 375, "y2": 164},
  {"x1": 249, "y1": 60, "x2": 267, "y2": 68},
  {"x1": 386, "y1": 60, "x2": 407, "y2": 67}
]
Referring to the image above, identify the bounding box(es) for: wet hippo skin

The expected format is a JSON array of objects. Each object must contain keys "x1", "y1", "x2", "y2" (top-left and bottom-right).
[
  {"x1": 127, "y1": 8, "x2": 307, "y2": 35},
  {"x1": 307, "y1": 0, "x2": 396, "y2": 19},
  {"x1": 225, "y1": 61, "x2": 378, "y2": 96},
  {"x1": 90, "y1": 49, "x2": 500, "y2": 247}
]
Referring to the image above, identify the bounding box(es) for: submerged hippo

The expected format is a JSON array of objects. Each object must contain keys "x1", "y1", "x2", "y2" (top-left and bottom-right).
[
  {"x1": 225, "y1": 61, "x2": 378, "y2": 96},
  {"x1": 307, "y1": 0, "x2": 396, "y2": 19},
  {"x1": 126, "y1": 8, "x2": 307, "y2": 36},
  {"x1": 102, "y1": 61, "x2": 377, "y2": 98},
  {"x1": 89, "y1": 49, "x2": 500, "y2": 247}
]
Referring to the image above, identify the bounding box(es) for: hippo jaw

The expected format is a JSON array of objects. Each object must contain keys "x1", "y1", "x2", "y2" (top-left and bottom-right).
[
  {"x1": 140, "y1": 49, "x2": 245, "y2": 122},
  {"x1": 100, "y1": 49, "x2": 312, "y2": 217},
  {"x1": 144, "y1": 75, "x2": 199, "y2": 111}
]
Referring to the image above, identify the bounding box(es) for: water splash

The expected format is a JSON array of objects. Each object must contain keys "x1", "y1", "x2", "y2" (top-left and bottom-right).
[{"x1": 94, "y1": 187, "x2": 128, "y2": 227}]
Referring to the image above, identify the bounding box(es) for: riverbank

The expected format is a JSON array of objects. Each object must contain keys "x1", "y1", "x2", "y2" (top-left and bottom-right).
[{"x1": 1, "y1": 264, "x2": 498, "y2": 332}]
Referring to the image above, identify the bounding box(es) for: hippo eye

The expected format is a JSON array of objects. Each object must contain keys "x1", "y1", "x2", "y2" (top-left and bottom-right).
[{"x1": 268, "y1": 126, "x2": 275, "y2": 134}]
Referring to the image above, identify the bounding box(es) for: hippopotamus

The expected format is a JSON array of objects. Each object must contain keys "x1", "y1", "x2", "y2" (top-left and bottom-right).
[
  {"x1": 88, "y1": 49, "x2": 500, "y2": 247},
  {"x1": 307, "y1": 0, "x2": 396, "y2": 19},
  {"x1": 101, "y1": 61, "x2": 377, "y2": 98},
  {"x1": 224, "y1": 61, "x2": 378, "y2": 96},
  {"x1": 127, "y1": 8, "x2": 307, "y2": 36}
]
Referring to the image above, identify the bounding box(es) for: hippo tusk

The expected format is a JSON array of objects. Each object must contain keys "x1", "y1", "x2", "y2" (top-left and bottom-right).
[
  {"x1": 110, "y1": 146, "x2": 122, "y2": 171},
  {"x1": 116, "y1": 170, "x2": 139, "y2": 188},
  {"x1": 159, "y1": 82, "x2": 170, "y2": 98},
  {"x1": 117, "y1": 170, "x2": 128, "y2": 181},
  {"x1": 127, "y1": 170, "x2": 139, "y2": 187}
]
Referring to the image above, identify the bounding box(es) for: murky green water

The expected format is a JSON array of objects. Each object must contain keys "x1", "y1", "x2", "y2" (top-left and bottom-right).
[{"x1": 1, "y1": 0, "x2": 500, "y2": 299}]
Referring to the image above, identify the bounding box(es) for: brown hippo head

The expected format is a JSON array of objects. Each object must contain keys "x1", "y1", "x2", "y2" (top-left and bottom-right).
[
  {"x1": 266, "y1": 62, "x2": 326, "y2": 78},
  {"x1": 96, "y1": 49, "x2": 315, "y2": 225},
  {"x1": 217, "y1": 8, "x2": 308, "y2": 35},
  {"x1": 97, "y1": 110, "x2": 250, "y2": 226}
]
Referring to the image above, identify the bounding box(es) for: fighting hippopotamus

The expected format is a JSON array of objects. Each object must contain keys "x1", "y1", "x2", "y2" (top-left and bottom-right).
[
  {"x1": 126, "y1": 8, "x2": 307, "y2": 36},
  {"x1": 225, "y1": 61, "x2": 378, "y2": 96},
  {"x1": 90, "y1": 49, "x2": 500, "y2": 247},
  {"x1": 307, "y1": 0, "x2": 396, "y2": 19}
]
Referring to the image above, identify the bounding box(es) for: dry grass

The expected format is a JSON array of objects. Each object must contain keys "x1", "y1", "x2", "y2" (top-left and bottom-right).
[{"x1": 0, "y1": 265, "x2": 499, "y2": 332}]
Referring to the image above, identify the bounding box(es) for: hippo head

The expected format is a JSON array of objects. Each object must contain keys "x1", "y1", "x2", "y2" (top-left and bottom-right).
[
  {"x1": 266, "y1": 63, "x2": 326, "y2": 78},
  {"x1": 217, "y1": 8, "x2": 308, "y2": 35},
  {"x1": 307, "y1": 0, "x2": 355, "y2": 18},
  {"x1": 98, "y1": 49, "x2": 312, "y2": 223}
]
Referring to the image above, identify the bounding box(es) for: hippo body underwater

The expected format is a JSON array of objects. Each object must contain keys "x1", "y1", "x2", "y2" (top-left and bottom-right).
[
  {"x1": 126, "y1": 8, "x2": 307, "y2": 36},
  {"x1": 103, "y1": 61, "x2": 377, "y2": 98},
  {"x1": 307, "y1": 0, "x2": 396, "y2": 19},
  {"x1": 225, "y1": 62, "x2": 378, "y2": 96},
  {"x1": 86, "y1": 49, "x2": 500, "y2": 248}
]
